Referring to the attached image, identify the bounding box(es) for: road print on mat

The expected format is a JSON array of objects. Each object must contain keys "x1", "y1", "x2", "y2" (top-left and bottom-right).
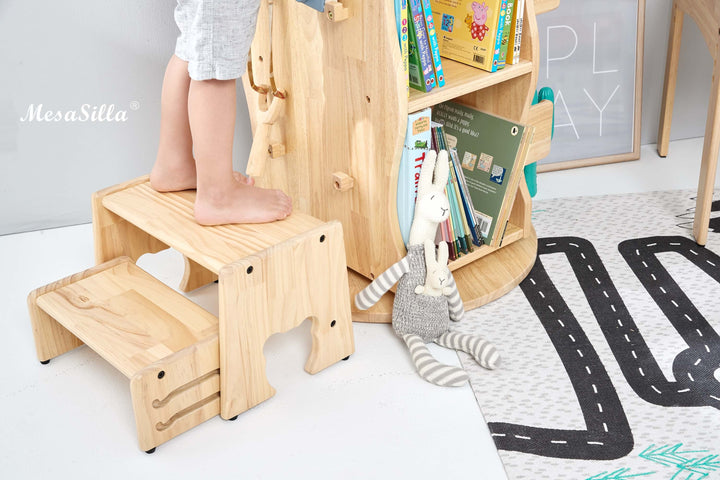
[{"x1": 488, "y1": 236, "x2": 720, "y2": 461}]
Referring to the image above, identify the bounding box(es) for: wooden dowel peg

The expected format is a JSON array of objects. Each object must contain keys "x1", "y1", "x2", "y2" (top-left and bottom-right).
[
  {"x1": 332, "y1": 172, "x2": 354, "y2": 192},
  {"x1": 326, "y1": 1, "x2": 351, "y2": 22}
]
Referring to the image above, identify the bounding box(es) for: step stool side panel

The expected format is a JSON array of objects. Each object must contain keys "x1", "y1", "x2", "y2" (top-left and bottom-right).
[
  {"x1": 27, "y1": 257, "x2": 130, "y2": 362},
  {"x1": 130, "y1": 335, "x2": 220, "y2": 452},
  {"x1": 92, "y1": 177, "x2": 169, "y2": 264},
  {"x1": 219, "y1": 253, "x2": 274, "y2": 419},
  {"x1": 305, "y1": 221, "x2": 355, "y2": 374},
  {"x1": 218, "y1": 221, "x2": 354, "y2": 420}
]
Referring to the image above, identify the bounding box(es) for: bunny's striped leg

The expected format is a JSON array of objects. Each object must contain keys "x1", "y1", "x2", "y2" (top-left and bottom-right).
[
  {"x1": 434, "y1": 331, "x2": 501, "y2": 370},
  {"x1": 402, "y1": 334, "x2": 469, "y2": 387}
]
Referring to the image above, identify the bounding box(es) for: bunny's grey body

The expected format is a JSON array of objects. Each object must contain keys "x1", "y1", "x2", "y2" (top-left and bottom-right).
[{"x1": 393, "y1": 244, "x2": 449, "y2": 342}]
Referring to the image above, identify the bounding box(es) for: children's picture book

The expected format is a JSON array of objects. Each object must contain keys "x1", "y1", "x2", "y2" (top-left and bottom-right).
[
  {"x1": 408, "y1": 0, "x2": 436, "y2": 92},
  {"x1": 507, "y1": 0, "x2": 525, "y2": 65},
  {"x1": 497, "y1": 0, "x2": 515, "y2": 69},
  {"x1": 433, "y1": 101, "x2": 534, "y2": 247},
  {"x1": 420, "y1": 0, "x2": 446, "y2": 88},
  {"x1": 430, "y1": 0, "x2": 506, "y2": 72},
  {"x1": 397, "y1": 108, "x2": 433, "y2": 246}
]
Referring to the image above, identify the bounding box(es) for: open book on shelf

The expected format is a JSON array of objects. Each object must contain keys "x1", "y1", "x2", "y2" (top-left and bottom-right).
[{"x1": 397, "y1": 101, "x2": 533, "y2": 253}]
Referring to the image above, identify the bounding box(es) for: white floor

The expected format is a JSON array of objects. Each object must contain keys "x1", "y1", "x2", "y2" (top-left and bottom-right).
[{"x1": 1, "y1": 137, "x2": 718, "y2": 479}]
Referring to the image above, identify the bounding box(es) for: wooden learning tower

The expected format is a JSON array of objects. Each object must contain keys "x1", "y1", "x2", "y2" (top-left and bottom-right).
[
  {"x1": 27, "y1": 0, "x2": 558, "y2": 453},
  {"x1": 244, "y1": 0, "x2": 557, "y2": 321}
]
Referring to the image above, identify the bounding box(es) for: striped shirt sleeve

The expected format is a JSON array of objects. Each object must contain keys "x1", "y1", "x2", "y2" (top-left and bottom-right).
[
  {"x1": 355, "y1": 256, "x2": 411, "y2": 310},
  {"x1": 446, "y1": 273, "x2": 465, "y2": 321}
]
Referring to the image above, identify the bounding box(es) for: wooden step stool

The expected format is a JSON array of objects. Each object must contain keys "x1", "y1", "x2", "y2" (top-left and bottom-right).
[{"x1": 27, "y1": 176, "x2": 355, "y2": 452}]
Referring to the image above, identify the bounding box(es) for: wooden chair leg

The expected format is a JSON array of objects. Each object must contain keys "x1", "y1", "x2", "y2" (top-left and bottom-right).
[
  {"x1": 693, "y1": 48, "x2": 720, "y2": 245},
  {"x1": 658, "y1": 0, "x2": 684, "y2": 158}
]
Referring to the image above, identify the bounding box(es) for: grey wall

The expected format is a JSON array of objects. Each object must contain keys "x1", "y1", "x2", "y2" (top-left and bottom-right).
[
  {"x1": 0, "y1": 0, "x2": 712, "y2": 235},
  {"x1": 0, "y1": 1, "x2": 255, "y2": 235}
]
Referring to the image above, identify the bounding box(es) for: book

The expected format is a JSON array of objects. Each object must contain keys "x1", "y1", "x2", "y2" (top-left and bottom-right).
[
  {"x1": 408, "y1": 0, "x2": 436, "y2": 92},
  {"x1": 497, "y1": 0, "x2": 514, "y2": 69},
  {"x1": 433, "y1": 101, "x2": 534, "y2": 247},
  {"x1": 493, "y1": 1, "x2": 509, "y2": 71},
  {"x1": 434, "y1": 122, "x2": 483, "y2": 247},
  {"x1": 397, "y1": 108, "x2": 433, "y2": 246},
  {"x1": 396, "y1": 0, "x2": 410, "y2": 94},
  {"x1": 449, "y1": 147, "x2": 484, "y2": 246},
  {"x1": 420, "y1": 0, "x2": 446, "y2": 88},
  {"x1": 507, "y1": 0, "x2": 525, "y2": 65},
  {"x1": 431, "y1": 0, "x2": 506, "y2": 72}
]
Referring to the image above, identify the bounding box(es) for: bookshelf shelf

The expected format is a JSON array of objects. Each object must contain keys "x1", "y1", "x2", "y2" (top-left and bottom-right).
[
  {"x1": 408, "y1": 60, "x2": 534, "y2": 113},
  {"x1": 242, "y1": 0, "x2": 557, "y2": 323},
  {"x1": 448, "y1": 222, "x2": 524, "y2": 272}
]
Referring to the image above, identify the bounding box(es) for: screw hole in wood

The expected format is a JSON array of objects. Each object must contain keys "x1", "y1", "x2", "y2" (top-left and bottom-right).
[
  {"x1": 331, "y1": 320, "x2": 336, "y2": 327},
  {"x1": 158, "y1": 371, "x2": 165, "y2": 379},
  {"x1": 247, "y1": 266, "x2": 254, "y2": 274},
  {"x1": 320, "y1": 235, "x2": 326, "y2": 243}
]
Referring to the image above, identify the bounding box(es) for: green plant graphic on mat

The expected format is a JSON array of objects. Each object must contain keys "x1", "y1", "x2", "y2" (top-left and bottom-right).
[
  {"x1": 585, "y1": 444, "x2": 720, "y2": 480},
  {"x1": 640, "y1": 444, "x2": 720, "y2": 479},
  {"x1": 585, "y1": 468, "x2": 655, "y2": 480}
]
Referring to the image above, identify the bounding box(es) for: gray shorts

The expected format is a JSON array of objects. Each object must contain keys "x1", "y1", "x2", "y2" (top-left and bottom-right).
[{"x1": 174, "y1": 0, "x2": 261, "y2": 81}]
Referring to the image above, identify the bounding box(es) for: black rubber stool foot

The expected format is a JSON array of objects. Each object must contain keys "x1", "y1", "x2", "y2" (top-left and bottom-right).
[
  {"x1": 228, "y1": 415, "x2": 239, "y2": 421},
  {"x1": 40, "y1": 360, "x2": 50, "y2": 365},
  {"x1": 342, "y1": 356, "x2": 350, "y2": 361},
  {"x1": 145, "y1": 448, "x2": 156, "y2": 454}
]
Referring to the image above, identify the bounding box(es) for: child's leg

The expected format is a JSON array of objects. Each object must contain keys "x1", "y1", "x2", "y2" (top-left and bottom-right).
[
  {"x1": 151, "y1": 55, "x2": 253, "y2": 192},
  {"x1": 188, "y1": 78, "x2": 292, "y2": 225},
  {"x1": 150, "y1": 55, "x2": 196, "y2": 192}
]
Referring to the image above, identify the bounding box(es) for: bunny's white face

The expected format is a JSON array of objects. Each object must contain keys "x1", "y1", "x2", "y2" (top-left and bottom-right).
[
  {"x1": 427, "y1": 265, "x2": 450, "y2": 291},
  {"x1": 416, "y1": 192, "x2": 451, "y2": 224}
]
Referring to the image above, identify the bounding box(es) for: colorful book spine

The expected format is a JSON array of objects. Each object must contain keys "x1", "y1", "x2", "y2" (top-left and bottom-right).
[
  {"x1": 420, "y1": 0, "x2": 445, "y2": 88},
  {"x1": 497, "y1": 0, "x2": 514, "y2": 69},
  {"x1": 449, "y1": 148, "x2": 483, "y2": 246},
  {"x1": 398, "y1": 0, "x2": 410, "y2": 94},
  {"x1": 408, "y1": 0, "x2": 436, "y2": 91},
  {"x1": 490, "y1": 0, "x2": 508, "y2": 71},
  {"x1": 508, "y1": 0, "x2": 525, "y2": 65},
  {"x1": 407, "y1": 9, "x2": 424, "y2": 92},
  {"x1": 449, "y1": 156, "x2": 473, "y2": 251},
  {"x1": 397, "y1": 108, "x2": 433, "y2": 246}
]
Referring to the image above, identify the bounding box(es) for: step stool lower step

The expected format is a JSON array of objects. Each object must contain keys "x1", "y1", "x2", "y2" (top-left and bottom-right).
[{"x1": 28, "y1": 257, "x2": 221, "y2": 452}]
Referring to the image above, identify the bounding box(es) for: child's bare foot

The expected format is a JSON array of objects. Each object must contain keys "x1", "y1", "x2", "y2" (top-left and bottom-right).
[
  {"x1": 194, "y1": 181, "x2": 292, "y2": 225},
  {"x1": 150, "y1": 154, "x2": 254, "y2": 192}
]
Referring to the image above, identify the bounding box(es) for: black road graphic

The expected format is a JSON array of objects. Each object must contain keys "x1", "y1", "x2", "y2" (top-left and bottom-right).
[
  {"x1": 488, "y1": 236, "x2": 720, "y2": 461},
  {"x1": 618, "y1": 236, "x2": 720, "y2": 408},
  {"x1": 488, "y1": 237, "x2": 634, "y2": 460}
]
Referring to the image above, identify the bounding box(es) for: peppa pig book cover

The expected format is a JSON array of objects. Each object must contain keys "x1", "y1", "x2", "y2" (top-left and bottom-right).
[{"x1": 430, "y1": 0, "x2": 507, "y2": 72}]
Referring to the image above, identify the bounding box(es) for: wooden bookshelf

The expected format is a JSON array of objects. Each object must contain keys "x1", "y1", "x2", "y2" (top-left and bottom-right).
[
  {"x1": 409, "y1": 60, "x2": 533, "y2": 113},
  {"x1": 242, "y1": 0, "x2": 557, "y2": 323}
]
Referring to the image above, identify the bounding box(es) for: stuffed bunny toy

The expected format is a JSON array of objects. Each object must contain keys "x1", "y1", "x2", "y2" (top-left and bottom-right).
[
  {"x1": 415, "y1": 240, "x2": 454, "y2": 297},
  {"x1": 355, "y1": 150, "x2": 500, "y2": 387}
]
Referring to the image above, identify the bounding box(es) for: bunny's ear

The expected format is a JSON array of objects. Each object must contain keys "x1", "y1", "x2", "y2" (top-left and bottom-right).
[
  {"x1": 417, "y1": 150, "x2": 438, "y2": 199},
  {"x1": 423, "y1": 239, "x2": 436, "y2": 265},
  {"x1": 433, "y1": 150, "x2": 450, "y2": 191},
  {"x1": 437, "y1": 241, "x2": 449, "y2": 266}
]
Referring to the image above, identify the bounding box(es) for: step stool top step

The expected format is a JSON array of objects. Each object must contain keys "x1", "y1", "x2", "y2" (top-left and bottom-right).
[
  {"x1": 35, "y1": 258, "x2": 218, "y2": 378},
  {"x1": 101, "y1": 180, "x2": 325, "y2": 274}
]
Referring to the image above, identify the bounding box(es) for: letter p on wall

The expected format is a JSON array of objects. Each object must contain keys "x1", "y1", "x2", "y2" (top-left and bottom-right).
[{"x1": 545, "y1": 25, "x2": 578, "y2": 79}]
